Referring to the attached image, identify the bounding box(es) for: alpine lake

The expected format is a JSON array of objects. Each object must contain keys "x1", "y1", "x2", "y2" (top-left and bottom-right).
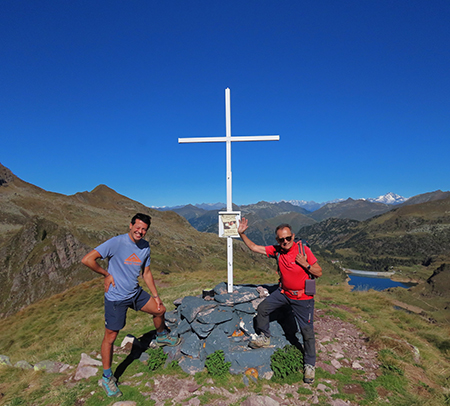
[{"x1": 347, "y1": 270, "x2": 417, "y2": 291}]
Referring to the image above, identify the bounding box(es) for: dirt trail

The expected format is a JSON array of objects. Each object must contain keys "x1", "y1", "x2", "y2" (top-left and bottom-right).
[{"x1": 114, "y1": 307, "x2": 382, "y2": 406}]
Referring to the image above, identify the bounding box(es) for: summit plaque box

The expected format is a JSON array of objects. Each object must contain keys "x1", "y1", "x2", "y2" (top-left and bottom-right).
[{"x1": 218, "y1": 211, "x2": 241, "y2": 238}]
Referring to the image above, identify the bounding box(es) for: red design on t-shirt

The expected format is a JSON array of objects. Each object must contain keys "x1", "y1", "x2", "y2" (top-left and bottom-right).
[{"x1": 124, "y1": 253, "x2": 141, "y2": 265}]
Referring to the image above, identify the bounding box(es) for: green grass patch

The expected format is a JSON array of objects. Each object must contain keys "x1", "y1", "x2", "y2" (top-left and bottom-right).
[
  {"x1": 270, "y1": 345, "x2": 304, "y2": 380},
  {"x1": 205, "y1": 350, "x2": 231, "y2": 377}
]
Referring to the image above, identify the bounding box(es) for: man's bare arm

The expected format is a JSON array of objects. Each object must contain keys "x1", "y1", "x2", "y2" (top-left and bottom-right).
[
  {"x1": 295, "y1": 253, "x2": 323, "y2": 278},
  {"x1": 81, "y1": 249, "x2": 115, "y2": 292},
  {"x1": 238, "y1": 217, "x2": 267, "y2": 255},
  {"x1": 309, "y1": 262, "x2": 322, "y2": 278}
]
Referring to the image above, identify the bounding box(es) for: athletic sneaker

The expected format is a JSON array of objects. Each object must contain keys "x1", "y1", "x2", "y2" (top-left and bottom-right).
[
  {"x1": 249, "y1": 334, "x2": 271, "y2": 349},
  {"x1": 304, "y1": 364, "x2": 315, "y2": 384},
  {"x1": 155, "y1": 332, "x2": 181, "y2": 347},
  {"x1": 101, "y1": 375, "x2": 122, "y2": 397}
]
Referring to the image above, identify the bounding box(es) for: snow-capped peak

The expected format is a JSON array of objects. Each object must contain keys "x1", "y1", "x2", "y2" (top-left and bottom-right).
[{"x1": 366, "y1": 192, "x2": 408, "y2": 205}]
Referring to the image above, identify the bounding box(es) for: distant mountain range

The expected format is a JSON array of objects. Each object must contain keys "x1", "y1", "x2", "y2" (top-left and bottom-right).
[
  {"x1": 300, "y1": 195, "x2": 450, "y2": 273},
  {"x1": 156, "y1": 202, "x2": 226, "y2": 211},
  {"x1": 155, "y1": 192, "x2": 409, "y2": 213},
  {"x1": 160, "y1": 191, "x2": 450, "y2": 246}
]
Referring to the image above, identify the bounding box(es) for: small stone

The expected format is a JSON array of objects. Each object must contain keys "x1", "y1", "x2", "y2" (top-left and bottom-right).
[
  {"x1": 241, "y1": 395, "x2": 280, "y2": 406},
  {"x1": 178, "y1": 357, "x2": 205, "y2": 375},
  {"x1": 74, "y1": 365, "x2": 99, "y2": 381},
  {"x1": 352, "y1": 361, "x2": 364, "y2": 370},
  {"x1": 0, "y1": 355, "x2": 12, "y2": 366},
  {"x1": 120, "y1": 335, "x2": 136, "y2": 348},
  {"x1": 79, "y1": 353, "x2": 102, "y2": 367},
  {"x1": 331, "y1": 359, "x2": 342, "y2": 369},
  {"x1": 317, "y1": 383, "x2": 329, "y2": 391},
  {"x1": 58, "y1": 364, "x2": 72, "y2": 373},
  {"x1": 14, "y1": 360, "x2": 33, "y2": 370},
  {"x1": 180, "y1": 333, "x2": 202, "y2": 358},
  {"x1": 34, "y1": 360, "x2": 62, "y2": 373},
  {"x1": 330, "y1": 399, "x2": 351, "y2": 406},
  {"x1": 139, "y1": 352, "x2": 149, "y2": 362}
]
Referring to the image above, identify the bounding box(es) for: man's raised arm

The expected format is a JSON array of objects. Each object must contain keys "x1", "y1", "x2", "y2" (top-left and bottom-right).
[{"x1": 238, "y1": 217, "x2": 267, "y2": 255}]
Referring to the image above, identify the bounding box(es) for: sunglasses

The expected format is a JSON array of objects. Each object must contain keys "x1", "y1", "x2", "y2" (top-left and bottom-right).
[{"x1": 277, "y1": 235, "x2": 293, "y2": 243}]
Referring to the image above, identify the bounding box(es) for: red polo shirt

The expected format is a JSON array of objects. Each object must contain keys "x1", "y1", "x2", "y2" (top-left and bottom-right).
[{"x1": 265, "y1": 242, "x2": 317, "y2": 300}]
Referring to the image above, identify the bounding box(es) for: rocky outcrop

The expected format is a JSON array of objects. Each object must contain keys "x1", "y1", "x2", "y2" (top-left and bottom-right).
[
  {"x1": 426, "y1": 263, "x2": 450, "y2": 296},
  {"x1": 0, "y1": 217, "x2": 92, "y2": 317},
  {"x1": 0, "y1": 163, "x2": 14, "y2": 186}
]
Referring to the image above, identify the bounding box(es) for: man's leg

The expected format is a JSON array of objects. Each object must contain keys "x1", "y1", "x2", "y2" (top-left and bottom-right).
[
  {"x1": 140, "y1": 296, "x2": 166, "y2": 333},
  {"x1": 101, "y1": 297, "x2": 129, "y2": 396},
  {"x1": 250, "y1": 288, "x2": 288, "y2": 348},
  {"x1": 103, "y1": 298, "x2": 128, "y2": 369},
  {"x1": 254, "y1": 288, "x2": 288, "y2": 337},
  {"x1": 100, "y1": 328, "x2": 122, "y2": 397},
  {"x1": 139, "y1": 296, "x2": 180, "y2": 346},
  {"x1": 101, "y1": 328, "x2": 119, "y2": 370},
  {"x1": 291, "y1": 298, "x2": 316, "y2": 383}
]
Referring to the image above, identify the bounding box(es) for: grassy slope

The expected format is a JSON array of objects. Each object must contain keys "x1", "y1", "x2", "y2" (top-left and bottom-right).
[{"x1": 1, "y1": 266, "x2": 450, "y2": 405}]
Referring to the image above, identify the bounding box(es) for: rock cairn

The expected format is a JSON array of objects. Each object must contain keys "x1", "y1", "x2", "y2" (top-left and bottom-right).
[{"x1": 158, "y1": 282, "x2": 304, "y2": 379}]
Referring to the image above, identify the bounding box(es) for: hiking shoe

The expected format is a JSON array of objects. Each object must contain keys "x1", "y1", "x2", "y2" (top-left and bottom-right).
[
  {"x1": 155, "y1": 333, "x2": 181, "y2": 347},
  {"x1": 304, "y1": 364, "x2": 315, "y2": 384},
  {"x1": 101, "y1": 375, "x2": 122, "y2": 397},
  {"x1": 249, "y1": 334, "x2": 271, "y2": 349}
]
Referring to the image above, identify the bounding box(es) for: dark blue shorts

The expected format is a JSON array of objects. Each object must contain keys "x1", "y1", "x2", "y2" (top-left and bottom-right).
[{"x1": 104, "y1": 287, "x2": 151, "y2": 331}]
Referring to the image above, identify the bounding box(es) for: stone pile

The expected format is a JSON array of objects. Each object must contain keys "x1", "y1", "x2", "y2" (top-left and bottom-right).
[{"x1": 158, "y1": 282, "x2": 304, "y2": 379}]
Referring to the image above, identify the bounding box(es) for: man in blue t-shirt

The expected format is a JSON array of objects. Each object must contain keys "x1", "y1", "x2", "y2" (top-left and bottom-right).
[{"x1": 82, "y1": 213, "x2": 180, "y2": 398}]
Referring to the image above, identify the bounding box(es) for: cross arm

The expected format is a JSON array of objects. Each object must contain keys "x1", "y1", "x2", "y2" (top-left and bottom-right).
[{"x1": 178, "y1": 135, "x2": 279, "y2": 144}]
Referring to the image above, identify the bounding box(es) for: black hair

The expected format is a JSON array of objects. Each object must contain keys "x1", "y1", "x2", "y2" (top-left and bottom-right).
[{"x1": 131, "y1": 213, "x2": 152, "y2": 228}]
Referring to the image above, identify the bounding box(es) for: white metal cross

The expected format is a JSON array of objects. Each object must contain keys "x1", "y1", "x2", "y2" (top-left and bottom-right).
[{"x1": 179, "y1": 88, "x2": 279, "y2": 293}]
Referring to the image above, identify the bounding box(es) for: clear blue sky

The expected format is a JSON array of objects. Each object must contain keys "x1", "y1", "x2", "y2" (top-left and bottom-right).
[{"x1": 1, "y1": 1, "x2": 449, "y2": 207}]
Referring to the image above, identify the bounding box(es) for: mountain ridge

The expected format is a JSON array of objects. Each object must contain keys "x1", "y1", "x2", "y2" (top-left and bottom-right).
[
  {"x1": 0, "y1": 163, "x2": 280, "y2": 317},
  {"x1": 169, "y1": 191, "x2": 449, "y2": 245},
  {"x1": 154, "y1": 192, "x2": 409, "y2": 213}
]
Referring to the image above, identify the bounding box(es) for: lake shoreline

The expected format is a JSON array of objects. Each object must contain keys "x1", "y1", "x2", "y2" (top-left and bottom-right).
[{"x1": 344, "y1": 269, "x2": 422, "y2": 284}]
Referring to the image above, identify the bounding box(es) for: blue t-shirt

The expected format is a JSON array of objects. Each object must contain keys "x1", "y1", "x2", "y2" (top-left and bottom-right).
[{"x1": 95, "y1": 233, "x2": 151, "y2": 301}]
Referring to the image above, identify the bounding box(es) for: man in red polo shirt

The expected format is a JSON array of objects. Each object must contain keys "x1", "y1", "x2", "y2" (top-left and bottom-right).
[{"x1": 238, "y1": 218, "x2": 322, "y2": 384}]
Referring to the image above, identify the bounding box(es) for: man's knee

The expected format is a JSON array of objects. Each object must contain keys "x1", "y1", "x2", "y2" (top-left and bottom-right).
[
  {"x1": 155, "y1": 304, "x2": 166, "y2": 316},
  {"x1": 141, "y1": 299, "x2": 166, "y2": 316},
  {"x1": 300, "y1": 324, "x2": 315, "y2": 341},
  {"x1": 103, "y1": 329, "x2": 119, "y2": 345},
  {"x1": 257, "y1": 299, "x2": 271, "y2": 317}
]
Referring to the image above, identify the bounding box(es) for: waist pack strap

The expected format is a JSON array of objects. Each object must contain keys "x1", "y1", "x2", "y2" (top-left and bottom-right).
[{"x1": 280, "y1": 288, "x2": 305, "y2": 297}]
